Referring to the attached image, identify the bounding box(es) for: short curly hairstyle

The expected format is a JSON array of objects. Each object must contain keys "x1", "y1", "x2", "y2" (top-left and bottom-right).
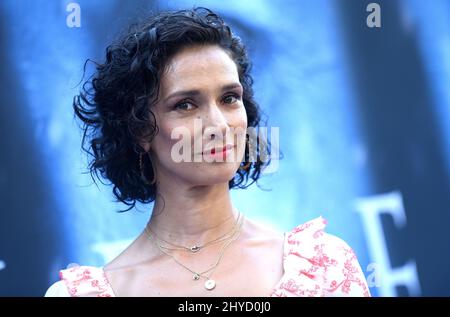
[{"x1": 74, "y1": 7, "x2": 272, "y2": 211}]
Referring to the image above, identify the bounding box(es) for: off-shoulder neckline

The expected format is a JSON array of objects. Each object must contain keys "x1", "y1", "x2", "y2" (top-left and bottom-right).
[{"x1": 99, "y1": 216, "x2": 326, "y2": 297}]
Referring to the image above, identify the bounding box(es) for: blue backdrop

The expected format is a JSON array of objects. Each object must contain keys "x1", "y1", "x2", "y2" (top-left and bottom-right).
[{"x1": 0, "y1": 0, "x2": 449, "y2": 297}]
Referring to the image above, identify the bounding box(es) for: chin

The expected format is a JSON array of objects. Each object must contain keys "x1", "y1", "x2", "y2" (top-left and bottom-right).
[{"x1": 188, "y1": 164, "x2": 239, "y2": 185}]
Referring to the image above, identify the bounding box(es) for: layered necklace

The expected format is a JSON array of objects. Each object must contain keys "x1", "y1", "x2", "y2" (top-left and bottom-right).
[{"x1": 144, "y1": 212, "x2": 244, "y2": 291}]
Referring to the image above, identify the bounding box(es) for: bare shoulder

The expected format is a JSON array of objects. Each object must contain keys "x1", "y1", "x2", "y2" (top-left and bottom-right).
[
  {"x1": 103, "y1": 233, "x2": 156, "y2": 272},
  {"x1": 102, "y1": 232, "x2": 164, "y2": 295},
  {"x1": 240, "y1": 217, "x2": 285, "y2": 247},
  {"x1": 242, "y1": 217, "x2": 284, "y2": 237},
  {"x1": 103, "y1": 242, "x2": 133, "y2": 272}
]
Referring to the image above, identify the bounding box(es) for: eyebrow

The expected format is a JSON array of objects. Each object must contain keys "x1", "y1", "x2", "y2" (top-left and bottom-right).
[{"x1": 163, "y1": 83, "x2": 243, "y2": 103}]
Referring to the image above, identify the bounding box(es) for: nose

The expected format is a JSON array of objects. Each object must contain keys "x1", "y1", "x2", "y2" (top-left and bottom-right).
[{"x1": 204, "y1": 103, "x2": 230, "y2": 141}]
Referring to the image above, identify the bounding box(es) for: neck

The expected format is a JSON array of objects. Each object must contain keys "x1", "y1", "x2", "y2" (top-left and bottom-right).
[{"x1": 147, "y1": 181, "x2": 239, "y2": 246}]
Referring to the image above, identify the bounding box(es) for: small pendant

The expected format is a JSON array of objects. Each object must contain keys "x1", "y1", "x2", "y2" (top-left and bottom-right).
[
  {"x1": 193, "y1": 273, "x2": 200, "y2": 280},
  {"x1": 190, "y1": 245, "x2": 200, "y2": 253},
  {"x1": 204, "y1": 279, "x2": 216, "y2": 291}
]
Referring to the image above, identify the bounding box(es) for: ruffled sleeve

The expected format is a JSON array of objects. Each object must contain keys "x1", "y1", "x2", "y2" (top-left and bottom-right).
[
  {"x1": 271, "y1": 216, "x2": 371, "y2": 297},
  {"x1": 58, "y1": 265, "x2": 115, "y2": 297}
]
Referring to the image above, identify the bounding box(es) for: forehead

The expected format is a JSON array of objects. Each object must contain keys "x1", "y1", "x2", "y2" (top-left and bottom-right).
[{"x1": 160, "y1": 45, "x2": 239, "y2": 93}]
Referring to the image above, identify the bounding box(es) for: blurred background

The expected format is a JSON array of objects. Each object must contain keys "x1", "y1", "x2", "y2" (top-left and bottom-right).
[{"x1": 0, "y1": 0, "x2": 449, "y2": 297}]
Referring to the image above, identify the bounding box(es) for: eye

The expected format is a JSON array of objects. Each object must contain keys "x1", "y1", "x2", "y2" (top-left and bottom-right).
[
  {"x1": 223, "y1": 93, "x2": 241, "y2": 104},
  {"x1": 174, "y1": 100, "x2": 196, "y2": 111}
]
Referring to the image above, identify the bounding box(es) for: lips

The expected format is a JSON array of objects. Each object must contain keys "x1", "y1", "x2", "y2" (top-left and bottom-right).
[{"x1": 203, "y1": 144, "x2": 234, "y2": 155}]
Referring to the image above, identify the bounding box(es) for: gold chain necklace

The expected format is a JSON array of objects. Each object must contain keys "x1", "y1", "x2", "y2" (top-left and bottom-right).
[
  {"x1": 147, "y1": 212, "x2": 241, "y2": 253},
  {"x1": 144, "y1": 214, "x2": 244, "y2": 291}
]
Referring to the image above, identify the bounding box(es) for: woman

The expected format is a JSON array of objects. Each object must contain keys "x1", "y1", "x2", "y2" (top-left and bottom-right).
[{"x1": 45, "y1": 7, "x2": 370, "y2": 297}]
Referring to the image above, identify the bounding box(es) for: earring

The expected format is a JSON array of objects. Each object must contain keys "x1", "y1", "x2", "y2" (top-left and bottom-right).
[
  {"x1": 139, "y1": 152, "x2": 156, "y2": 185},
  {"x1": 239, "y1": 161, "x2": 251, "y2": 170}
]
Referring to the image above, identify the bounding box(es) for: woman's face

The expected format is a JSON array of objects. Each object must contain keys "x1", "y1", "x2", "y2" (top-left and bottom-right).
[{"x1": 147, "y1": 45, "x2": 248, "y2": 186}]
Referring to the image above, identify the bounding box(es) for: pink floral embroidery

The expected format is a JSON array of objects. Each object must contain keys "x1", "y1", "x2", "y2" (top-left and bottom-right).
[
  {"x1": 59, "y1": 266, "x2": 114, "y2": 297},
  {"x1": 270, "y1": 216, "x2": 371, "y2": 297}
]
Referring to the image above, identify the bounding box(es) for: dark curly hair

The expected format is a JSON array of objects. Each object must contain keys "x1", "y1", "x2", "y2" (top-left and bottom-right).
[{"x1": 74, "y1": 7, "x2": 273, "y2": 212}]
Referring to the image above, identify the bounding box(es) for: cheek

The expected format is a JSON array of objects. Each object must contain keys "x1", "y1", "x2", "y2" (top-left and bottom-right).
[
  {"x1": 151, "y1": 122, "x2": 178, "y2": 158},
  {"x1": 235, "y1": 104, "x2": 248, "y2": 127},
  {"x1": 152, "y1": 120, "x2": 196, "y2": 164},
  {"x1": 231, "y1": 107, "x2": 248, "y2": 162},
  {"x1": 238, "y1": 109, "x2": 248, "y2": 128}
]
